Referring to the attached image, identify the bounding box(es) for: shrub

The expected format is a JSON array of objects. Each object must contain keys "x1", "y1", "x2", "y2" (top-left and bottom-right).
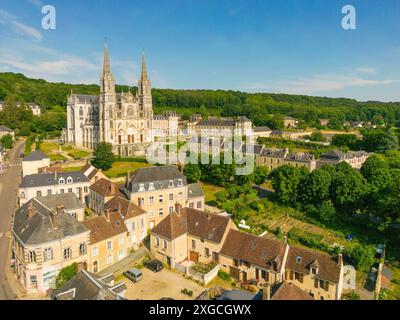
[
  {"x1": 55, "y1": 263, "x2": 78, "y2": 289},
  {"x1": 218, "y1": 270, "x2": 231, "y2": 281},
  {"x1": 181, "y1": 288, "x2": 193, "y2": 297}
]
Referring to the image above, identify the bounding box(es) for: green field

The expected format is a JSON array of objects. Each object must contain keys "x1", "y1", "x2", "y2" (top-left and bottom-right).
[
  {"x1": 200, "y1": 182, "x2": 225, "y2": 204},
  {"x1": 104, "y1": 161, "x2": 152, "y2": 178}
]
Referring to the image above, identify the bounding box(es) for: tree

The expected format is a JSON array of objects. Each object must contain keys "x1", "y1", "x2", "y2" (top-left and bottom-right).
[
  {"x1": 310, "y1": 131, "x2": 326, "y2": 142},
  {"x1": 183, "y1": 164, "x2": 201, "y2": 183},
  {"x1": 0, "y1": 134, "x2": 13, "y2": 149},
  {"x1": 330, "y1": 162, "x2": 365, "y2": 213},
  {"x1": 361, "y1": 155, "x2": 391, "y2": 190},
  {"x1": 92, "y1": 142, "x2": 115, "y2": 171},
  {"x1": 55, "y1": 263, "x2": 78, "y2": 289},
  {"x1": 331, "y1": 134, "x2": 358, "y2": 150},
  {"x1": 362, "y1": 129, "x2": 399, "y2": 153},
  {"x1": 253, "y1": 165, "x2": 269, "y2": 185},
  {"x1": 347, "y1": 244, "x2": 375, "y2": 271},
  {"x1": 300, "y1": 169, "x2": 332, "y2": 205},
  {"x1": 269, "y1": 165, "x2": 308, "y2": 205}
]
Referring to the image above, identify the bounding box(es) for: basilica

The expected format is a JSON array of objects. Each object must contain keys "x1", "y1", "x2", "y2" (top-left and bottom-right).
[{"x1": 63, "y1": 42, "x2": 154, "y2": 156}]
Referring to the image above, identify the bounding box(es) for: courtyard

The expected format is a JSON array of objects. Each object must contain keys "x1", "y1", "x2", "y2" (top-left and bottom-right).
[{"x1": 118, "y1": 267, "x2": 206, "y2": 300}]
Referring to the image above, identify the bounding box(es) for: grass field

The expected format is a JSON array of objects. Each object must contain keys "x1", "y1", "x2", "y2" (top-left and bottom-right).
[
  {"x1": 104, "y1": 161, "x2": 152, "y2": 178},
  {"x1": 61, "y1": 145, "x2": 91, "y2": 159},
  {"x1": 199, "y1": 182, "x2": 225, "y2": 204},
  {"x1": 39, "y1": 142, "x2": 91, "y2": 161},
  {"x1": 61, "y1": 166, "x2": 82, "y2": 172}
]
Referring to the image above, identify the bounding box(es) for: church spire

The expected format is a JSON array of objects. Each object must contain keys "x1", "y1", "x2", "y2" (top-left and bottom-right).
[
  {"x1": 141, "y1": 50, "x2": 148, "y2": 81},
  {"x1": 103, "y1": 38, "x2": 111, "y2": 74}
]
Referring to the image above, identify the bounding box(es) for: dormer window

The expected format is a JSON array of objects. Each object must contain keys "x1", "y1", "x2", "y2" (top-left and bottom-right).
[
  {"x1": 66, "y1": 177, "x2": 73, "y2": 184},
  {"x1": 311, "y1": 267, "x2": 318, "y2": 275},
  {"x1": 148, "y1": 182, "x2": 155, "y2": 190},
  {"x1": 168, "y1": 180, "x2": 174, "y2": 188},
  {"x1": 296, "y1": 256, "x2": 302, "y2": 264},
  {"x1": 59, "y1": 178, "x2": 65, "y2": 185},
  {"x1": 177, "y1": 179, "x2": 183, "y2": 186},
  {"x1": 138, "y1": 184, "x2": 145, "y2": 192}
]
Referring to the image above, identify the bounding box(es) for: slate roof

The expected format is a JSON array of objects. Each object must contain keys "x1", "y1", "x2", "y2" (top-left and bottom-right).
[
  {"x1": 104, "y1": 195, "x2": 146, "y2": 219},
  {"x1": 216, "y1": 290, "x2": 261, "y2": 301},
  {"x1": 23, "y1": 151, "x2": 49, "y2": 162},
  {"x1": 254, "y1": 126, "x2": 272, "y2": 132},
  {"x1": 126, "y1": 165, "x2": 187, "y2": 193},
  {"x1": 242, "y1": 144, "x2": 264, "y2": 155},
  {"x1": 285, "y1": 152, "x2": 314, "y2": 162},
  {"x1": 220, "y1": 230, "x2": 287, "y2": 271},
  {"x1": 0, "y1": 125, "x2": 13, "y2": 132},
  {"x1": 197, "y1": 117, "x2": 236, "y2": 127},
  {"x1": 319, "y1": 149, "x2": 370, "y2": 162},
  {"x1": 152, "y1": 208, "x2": 231, "y2": 243},
  {"x1": 286, "y1": 246, "x2": 342, "y2": 283},
  {"x1": 73, "y1": 94, "x2": 99, "y2": 104},
  {"x1": 270, "y1": 282, "x2": 314, "y2": 300},
  {"x1": 36, "y1": 193, "x2": 84, "y2": 212},
  {"x1": 13, "y1": 198, "x2": 88, "y2": 245},
  {"x1": 83, "y1": 211, "x2": 128, "y2": 244},
  {"x1": 20, "y1": 171, "x2": 89, "y2": 188},
  {"x1": 259, "y1": 148, "x2": 287, "y2": 158},
  {"x1": 51, "y1": 270, "x2": 126, "y2": 300},
  {"x1": 187, "y1": 183, "x2": 204, "y2": 199}
]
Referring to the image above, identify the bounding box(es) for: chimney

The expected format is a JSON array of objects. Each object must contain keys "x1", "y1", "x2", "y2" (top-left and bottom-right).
[
  {"x1": 262, "y1": 283, "x2": 271, "y2": 300},
  {"x1": 283, "y1": 235, "x2": 288, "y2": 244},
  {"x1": 50, "y1": 212, "x2": 58, "y2": 229},
  {"x1": 79, "y1": 187, "x2": 83, "y2": 203},
  {"x1": 338, "y1": 253, "x2": 343, "y2": 266},
  {"x1": 27, "y1": 201, "x2": 36, "y2": 218},
  {"x1": 177, "y1": 163, "x2": 184, "y2": 173},
  {"x1": 56, "y1": 204, "x2": 64, "y2": 215},
  {"x1": 175, "y1": 202, "x2": 182, "y2": 215},
  {"x1": 77, "y1": 261, "x2": 87, "y2": 273},
  {"x1": 105, "y1": 209, "x2": 111, "y2": 222}
]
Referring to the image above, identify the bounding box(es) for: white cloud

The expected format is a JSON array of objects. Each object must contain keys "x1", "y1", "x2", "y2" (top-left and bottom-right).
[
  {"x1": 245, "y1": 73, "x2": 397, "y2": 95},
  {"x1": 356, "y1": 67, "x2": 377, "y2": 75},
  {"x1": 11, "y1": 21, "x2": 43, "y2": 41},
  {"x1": 27, "y1": 0, "x2": 44, "y2": 9},
  {"x1": 0, "y1": 9, "x2": 43, "y2": 41}
]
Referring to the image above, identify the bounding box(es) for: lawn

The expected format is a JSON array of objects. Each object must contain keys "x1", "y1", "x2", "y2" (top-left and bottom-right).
[
  {"x1": 40, "y1": 141, "x2": 59, "y2": 154},
  {"x1": 61, "y1": 145, "x2": 91, "y2": 159},
  {"x1": 199, "y1": 182, "x2": 225, "y2": 204},
  {"x1": 104, "y1": 161, "x2": 152, "y2": 178}
]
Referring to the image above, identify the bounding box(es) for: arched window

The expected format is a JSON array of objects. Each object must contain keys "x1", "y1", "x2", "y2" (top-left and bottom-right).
[{"x1": 79, "y1": 107, "x2": 83, "y2": 117}]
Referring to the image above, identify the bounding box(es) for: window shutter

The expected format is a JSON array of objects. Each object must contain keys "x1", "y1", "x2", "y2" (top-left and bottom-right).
[
  {"x1": 289, "y1": 271, "x2": 294, "y2": 280},
  {"x1": 300, "y1": 273, "x2": 304, "y2": 283},
  {"x1": 314, "y1": 278, "x2": 319, "y2": 288}
]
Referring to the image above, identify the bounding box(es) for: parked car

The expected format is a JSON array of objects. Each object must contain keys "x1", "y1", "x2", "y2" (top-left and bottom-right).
[
  {"x1": 123, "y1": 268, "x2": 143, "y2": 283},
  {"x1": 144, "y1": 259, "x2": 163, "y2": 273}
]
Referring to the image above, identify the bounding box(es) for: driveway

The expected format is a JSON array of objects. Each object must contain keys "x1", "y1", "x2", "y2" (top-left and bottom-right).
[
  {"x1": 0, "y1": 141, "x2": 25, "y2": 300},
  {"x1": 121, "y1": 268, "x2": 205, "y2": 300}
]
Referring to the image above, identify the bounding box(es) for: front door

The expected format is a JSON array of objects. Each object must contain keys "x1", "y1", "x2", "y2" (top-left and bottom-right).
[
  {"x1": 212, "y1": 252, "x2": 219, "y2": 263},
  {"x1": 229, "y1": 266, "x2": 240, "y2": 280},
  {"x1": 242, "y1": 271, "x2": 247, "y2": 282},
  {"x1": 93, "y1": 261, "x2": 98, "y2": 273},
  {"x1": 189, "y1": 251, "x2": 199, "y2": 262}
]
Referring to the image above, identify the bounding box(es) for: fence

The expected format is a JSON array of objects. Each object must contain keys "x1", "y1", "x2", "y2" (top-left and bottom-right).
[{"x1": 188, "y1": 264, "x2": 220, "y2": 285}]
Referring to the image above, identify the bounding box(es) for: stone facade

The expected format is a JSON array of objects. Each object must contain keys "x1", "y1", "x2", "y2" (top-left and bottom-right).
[{"x1": 64, "y1": 43, "x2": 153, "y2": 157}]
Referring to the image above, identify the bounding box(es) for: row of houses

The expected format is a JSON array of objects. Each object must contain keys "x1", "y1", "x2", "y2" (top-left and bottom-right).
[
  {"x1": 0, "y1": 101, "x2": 41, "y2": 116},
  {"x1": 150, "y1": 205, "x2": 343, "y2": 300}
]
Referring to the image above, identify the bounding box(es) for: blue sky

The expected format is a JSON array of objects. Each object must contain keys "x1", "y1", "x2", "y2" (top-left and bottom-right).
[{"x1": 0, "y1": 0, "x2": 400, "y2": 102}]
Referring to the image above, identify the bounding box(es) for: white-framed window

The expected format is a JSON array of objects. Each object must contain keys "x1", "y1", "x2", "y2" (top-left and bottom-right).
[
  {"x1": 169, "y1": 206, "x2": 174, "y2": 214},
  {"x1": 149, "y1": 196, "x2": 154, "y2": 205},
  {"x1": 79, "y1": 243, "x2": 87, "y2": 255},
  {"x1": 178, "y1": 192, "x2": 183, "y2": 200},
  {"x1": 59, "y1": 178, "x2": 65, "y2": 185},
  {"x1": 43, "y1": 248, "x2": 53, "y2": 262},
  {"x1": 84, "y1": 186, "x2": 88, "y2": 193},
  {"x1": 169, "y1": 193, "x2": 173, "y2": 201},
  {"x1": 67, "y1": 177, "x2": 73, "y2": 184},
  {"x1": 197, "y1": 201, "x2": 202, "y2": 209},
  {"x1": 139, "y1": 183, "x2": 145, "y2": 192},
  {"x1": 63, "y1": 247, "x2": 72, "y2": 260},
  {"x1": 162, "y1": 240, "x2": 167, "y2": 250},
  {"x1": 149, "y1": 182, "x2": 155, "y2": 190},
  {"x1": 92, "y1": 246, "x2": 98, "y2": 257},
  {"x1": 68, "y1": 188, "x2": 73, "y2": 193},
  {"x1": 28, "y1": 250, "x2": 36, "y2": 263},
  {"x1": 168, "y1": 180, "x2": 174, "y2": 188},
  {"x1": 106, "y1": 254, "x2": 113, "y2": 264},
  {"x1": 47, "y1": 189, "x2": 52, "y2": 196},
  {"x1": 178, "y1": 179, "x2": 183, "y2": 186},
  {"x1": 139, "y1": 197, "x2": 145, "y2": 206},
  {"x1": 36, "y1": 190, "x2": 42, "y2": 197},
  {"x1": 107, "y1": 241, "x2": 112, "y2": 251},
  {"x1": 159, "y1": 195, "x2": 163, "y2": 203},
  {"x1": 155, "y1": 237, "x2": 160, "y2": 247},
  {"x1": 20, "y1": 192, "x2": 25, "y2": 199},
  {"x1": 158, "y1": 208, "x2": 164, "y2": 216},
  {"x1": 119, "y1": 237, "x2": 125, "y2": 246},
  {"x1": 131, "y1": 222, "x2": 136, "y2": 231},
  {"x1": 141, "y1": 218, "x2": 145, "y2": 228},
  {"x1": 149, "y1": 209, "x2": 154, "y2": 218}
]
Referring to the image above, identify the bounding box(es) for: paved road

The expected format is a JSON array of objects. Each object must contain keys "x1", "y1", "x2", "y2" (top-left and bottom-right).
[{"x1": 0, "y1": 141, "x2": 25, "y2": 300}]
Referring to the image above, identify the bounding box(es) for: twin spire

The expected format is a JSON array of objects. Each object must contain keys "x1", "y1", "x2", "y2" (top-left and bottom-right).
[{"x1": 102, "y1": 39, "x2": 148, "y2": 82}]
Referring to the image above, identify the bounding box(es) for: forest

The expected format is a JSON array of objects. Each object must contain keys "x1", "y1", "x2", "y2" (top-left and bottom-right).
[{"x1": 1, "y1": 72, "x2": 400, "y2": 130}]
